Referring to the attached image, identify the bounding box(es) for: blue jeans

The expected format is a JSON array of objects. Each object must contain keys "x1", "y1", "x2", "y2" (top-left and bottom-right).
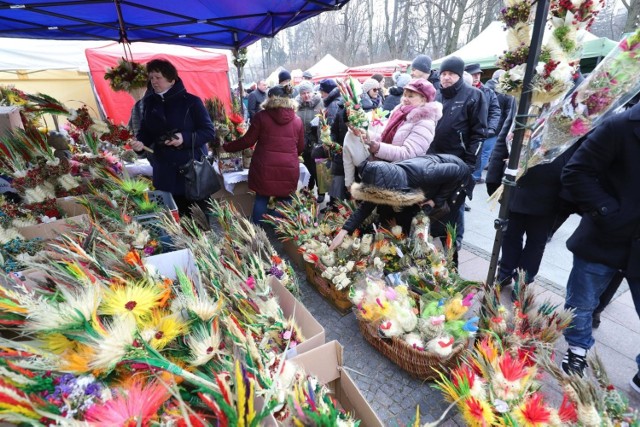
[
  {"x1": 564, "y1": 255, "x2": 640, "y2": 371},
  {"x1": 251, "y1": 194, "x2": 291, "y2": 225},
  {"x1": 473, "y1": 136, "x2": 497, "y2": 181}
]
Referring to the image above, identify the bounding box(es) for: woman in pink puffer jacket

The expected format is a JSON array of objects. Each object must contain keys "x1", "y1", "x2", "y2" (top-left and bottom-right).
[{"x1": 366, "y1": 78, "x2": 442, "y2": 162}]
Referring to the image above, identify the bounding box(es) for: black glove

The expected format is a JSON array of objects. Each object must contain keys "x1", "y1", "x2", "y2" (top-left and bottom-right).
[
  {"x1": 429, "y1": 202, "x2": 451, "y2": 221},
  {"x1": 486, "y1": 182, "x2": 500, "y2": 197}
]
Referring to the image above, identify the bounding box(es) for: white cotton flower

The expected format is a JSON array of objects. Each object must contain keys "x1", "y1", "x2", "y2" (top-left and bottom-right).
[
  {"x1": 391, "y1": 225, "x2": 403, "y2": 238},
  {"x1": 57, "y1": 173, "x2": 82, "y2": 191},
  {"x1": 550, "y1": 61, "x2": 574, "y2": 82},
  {"x1": 39, "y1": 215, "x2": 58, "y2": 223},
  {"x1": 11, "y1": 216, "x2": 38, "y2": 228},
  {"x1": 45, "y1": 157, "x2": 60, "y2": 167},
  {"x1": 132, "y1": 229, "x2": 151, "y2": 249},
  {"x1": 508, "y1": 64, "x2": 527, "y2": 81}
]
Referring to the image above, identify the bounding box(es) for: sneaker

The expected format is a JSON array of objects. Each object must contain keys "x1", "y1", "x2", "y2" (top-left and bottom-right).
[
  {"x1": 562, "y1": 348, "x2": 588, "y2": 376},
  {"x1": 630, "y1": 374, "x2": 640, "y2": 394},
  {"x1": 592, "y1": 311, "x2": 602, "y2": 329}
]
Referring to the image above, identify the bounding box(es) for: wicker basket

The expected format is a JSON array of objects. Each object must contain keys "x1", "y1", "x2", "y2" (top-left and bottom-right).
[
  {"x1": 356, "y1": 315, "x2": 468, "y2": 380},
  {"x1": 303, "y1": 262, "x2": 353, "y2": 314}
]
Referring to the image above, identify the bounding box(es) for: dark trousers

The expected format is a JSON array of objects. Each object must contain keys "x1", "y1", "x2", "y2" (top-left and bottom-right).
[
  {"x1": 302, "y1": 150, "x2": 317, "y2": 191},
  {"x1": 498, "y1": 211, "x2": 556, "y2": 284},
  {"x1": 430, "y1": 192, "x2": 466, "y2": 269},
  {"x1": 173, "y1": 194, "x2": 209, "y2": 219}
]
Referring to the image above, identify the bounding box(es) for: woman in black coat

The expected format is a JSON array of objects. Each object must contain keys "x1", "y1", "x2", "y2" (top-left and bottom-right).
[
  {"x1": 132, "y1": 59, "x2": 215, "y2": 216},
  {"x1": 485, "y1": 108, "x2": 579, "y2": 287},
  {"x1": 330, "y1": 154, "x2": 471, "y2": 265}
]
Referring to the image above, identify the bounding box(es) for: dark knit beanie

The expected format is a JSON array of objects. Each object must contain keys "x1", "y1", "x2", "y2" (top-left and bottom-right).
[
  {"x1": 411, "y1": 55, "x2": 432, "y2": 74},
  {"x1": 278, "y1": 69, "x2": 292, "y2": 83},
  {"x1": 319, "y1": 78, "x2": 338, "y2": 94},
  {"x1": 439, "y1": 56, "x2": 465, "y2": 78}
]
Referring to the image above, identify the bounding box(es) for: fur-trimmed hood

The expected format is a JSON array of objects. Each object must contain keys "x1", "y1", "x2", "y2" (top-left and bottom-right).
[
  {"x1": 350, "y1": 182, "x2": 425, "y2": 207},
  {"x1": 261, "y1": 96, "x2": 299, "y2": 125},
  {"x1": 404, "y1": 101, "x2": 443, "y2": 123},
  {"x1": 262, "y1": 95, "x2": 298, "y2": 111}
]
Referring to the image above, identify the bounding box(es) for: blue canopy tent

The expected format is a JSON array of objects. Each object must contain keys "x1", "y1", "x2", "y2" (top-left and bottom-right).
[{"x1": 0, "y1": 1, "x2": 350, "y2": 49}]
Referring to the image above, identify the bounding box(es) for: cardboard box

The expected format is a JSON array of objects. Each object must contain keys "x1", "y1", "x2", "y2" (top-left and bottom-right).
[
  {"x1": 281, "y1": 239, "x2": 303, "y2": 269},
  {"x1": 291, "y1": 341, "x2": 383, "y2": 427},
  {"x1": 18, "y1": 214, "x2": 88, "y2": 240},
  {"x1": 211, "y1": 181, "x2": 255, "y2": 217},
  {"x1": 144, "y1": 248, "x2": 200, "y2": 287},
  {"x1": 56, "y1": 197, "x2": 90, "y2": 217},
  {"x1": 269, "y1": 276, "x2": 324, "y2": 358},
  {"x1": 0, "y1": 106, "x2": 23, "y2": 137}
]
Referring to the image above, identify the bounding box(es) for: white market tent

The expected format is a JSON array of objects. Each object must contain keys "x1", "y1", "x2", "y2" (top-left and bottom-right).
[
  {"x1": 432, "y1": 21, "x2": 617, "y2": 71},
  {"x1": 0, "y1": 38, "x2": 111, "y2": 116},
  {"x1": 305, "y1": 54, "x2": 348, "y2": 77}
]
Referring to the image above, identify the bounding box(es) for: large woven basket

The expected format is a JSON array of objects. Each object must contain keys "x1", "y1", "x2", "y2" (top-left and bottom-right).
[
  {"x1": 303, "y1": 262, "x2": 353, "y2": 314},
  {"x1": 356, "y1": 315, "x2": 468, "y2": 380}
]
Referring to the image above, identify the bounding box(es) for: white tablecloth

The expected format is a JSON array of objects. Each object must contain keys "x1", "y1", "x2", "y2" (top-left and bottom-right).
[
  {"x1": 214, "y1": 163, "x2": 310, "y2": 194},
  {"x1": 124, "y1": 159, "x2": 153, "y2": 177}
]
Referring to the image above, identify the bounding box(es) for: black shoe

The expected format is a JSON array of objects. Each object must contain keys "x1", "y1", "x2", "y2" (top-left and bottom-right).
[
  {"x1": 317, "y1": 195, "x2": 325, "y2": 203},
  {"x1": 592, "y1": 311, "x2": 602, "y2": 329},
  {"x1": 562, "y1": 348, "x2": 588, "y2": 376},
  {"x1": 630, "y1": 374, "x2": 640, "y2": 394},
  {"x1": 464, "y1": 203, "x2": 471, "y2": 212},
  {"x1": 475, "y1": 178, "x2": 485, "y2": 184}
]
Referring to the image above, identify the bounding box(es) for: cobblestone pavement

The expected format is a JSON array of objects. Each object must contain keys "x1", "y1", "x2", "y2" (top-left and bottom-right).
[
  {"x1": 268, "y1": 234, "x2": 465, "y2": 426},
  {"x1": 268, "y1": 227, "x2": 640, "y2": 426}
]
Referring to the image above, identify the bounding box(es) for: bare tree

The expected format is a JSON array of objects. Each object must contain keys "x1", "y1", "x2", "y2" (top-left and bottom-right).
[{"x1": 620, "y1": 0, "x2": 640, "y2": 33}]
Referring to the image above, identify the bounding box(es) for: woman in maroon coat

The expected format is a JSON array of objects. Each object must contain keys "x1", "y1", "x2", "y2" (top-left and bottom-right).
[{"x1": 223, "y1": 85, "x2": 304, "y2": 224}]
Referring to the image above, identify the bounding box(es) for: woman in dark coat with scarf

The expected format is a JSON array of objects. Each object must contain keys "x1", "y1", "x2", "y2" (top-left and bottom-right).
[
  {"x1": 132, "y1": 59, "x2": 215, "y2": 216},
  {"x1": 329, "y1": 154, "x2": 471, "y2": 266},
  {"x1": 223, "y1": 85, "x2": 304, "y2": 224}
]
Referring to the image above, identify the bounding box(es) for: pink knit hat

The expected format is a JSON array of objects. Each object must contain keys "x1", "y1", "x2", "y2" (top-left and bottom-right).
[{"x1": 403, "y1": 78, "x2": 436, "y2": 102}]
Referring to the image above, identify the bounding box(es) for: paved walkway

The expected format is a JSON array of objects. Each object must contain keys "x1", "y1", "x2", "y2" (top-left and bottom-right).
[{"x1": 271, "y1": 181, "x2": 640, "y2": 425}]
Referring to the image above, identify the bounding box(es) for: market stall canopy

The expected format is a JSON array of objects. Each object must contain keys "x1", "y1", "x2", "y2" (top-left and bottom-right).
[
  {"x1": 432, "y1": 21, "x2": 617, "y2": 72},
  {"x1": 85, "y1": 42, "x2": 231, "y2": 125},
  {"x1": 0, "y1": 0, "x2": 350, "y2": 49},
  {"x1": 312, "y1": 58, "x2": 409, "y2": 83},
  {"x1": 305, "y1": 54, "x2": 348, "y2": 77}
]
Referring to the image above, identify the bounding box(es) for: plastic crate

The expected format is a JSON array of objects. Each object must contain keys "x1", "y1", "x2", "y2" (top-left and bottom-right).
[
  {"x1": 134, "y1": 212, "x2": 175, "y2": 253},
  {"x1": 147, "y1": 191, "x2": 179, "y2": 221}
]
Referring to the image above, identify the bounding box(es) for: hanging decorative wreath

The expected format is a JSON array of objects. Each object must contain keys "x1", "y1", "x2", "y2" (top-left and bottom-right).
[
  {"x1": 104, "y1": 58, "x2": 148, "y2": 93},
  {"x1": 233, "y1": 48, "x2": 248, "y2": 69}
]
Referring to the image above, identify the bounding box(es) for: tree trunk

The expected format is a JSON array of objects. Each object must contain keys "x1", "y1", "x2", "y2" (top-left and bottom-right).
[{"x1": 622, "y1": 0, "x2": 640, "y2": 33}]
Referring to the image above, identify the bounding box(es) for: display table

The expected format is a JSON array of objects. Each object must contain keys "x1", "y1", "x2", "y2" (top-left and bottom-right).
[
  {"x1": 214, "y1": 163, "x2": 310, "y2": 194},
  {"x1": 211, "y1": 163, "x2": 310, "y2": 217},
  {"x1": 124, "y1": 159, "x2": 153, "y2": 177}
]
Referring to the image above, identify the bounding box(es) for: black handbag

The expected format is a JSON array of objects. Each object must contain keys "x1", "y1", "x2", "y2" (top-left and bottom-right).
[{"x1": 178, "y1": 133, "x2": 221, "y2": 201}]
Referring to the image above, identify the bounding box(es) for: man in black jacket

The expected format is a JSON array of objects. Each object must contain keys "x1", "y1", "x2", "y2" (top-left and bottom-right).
[
  {"x1": 247, "y1": 80, "x2": 267, "y2": 121},
  {"x1": 559, "y1": 103, "x2": 640, "y2": 380},
  {"x1": 486, "y1": 105, "x2": 579, "y2": 291},
  {"x1": 464, "y1": 63, "x2": 502, "y2": 183},
  {"x1": 428, "y1": 56, "x2": 487, "y2": 248},
  {"x1": 329, "y1": 155, "x2": 471, "y2": 266}
]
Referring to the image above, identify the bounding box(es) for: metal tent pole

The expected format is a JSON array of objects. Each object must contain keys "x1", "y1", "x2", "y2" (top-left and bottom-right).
[{"x1": 485, "y1": 0, "x2": 551, "y2": 287}]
